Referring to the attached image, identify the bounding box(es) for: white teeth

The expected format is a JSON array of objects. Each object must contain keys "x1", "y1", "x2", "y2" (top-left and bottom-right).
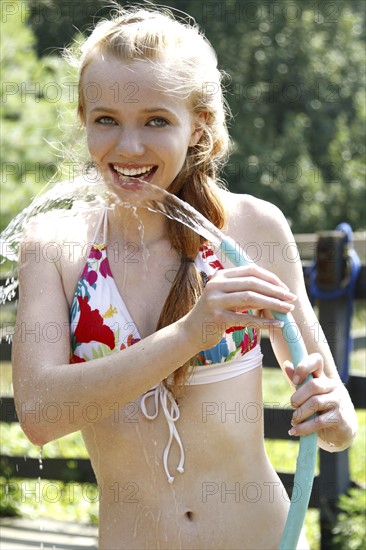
[{"x1": 113, "y1": 164, "x2": 154, "y2": 176}]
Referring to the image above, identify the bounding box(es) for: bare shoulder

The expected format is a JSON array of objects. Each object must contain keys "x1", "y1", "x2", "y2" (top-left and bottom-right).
[
  {"x1": 21, "y1": 207, "x2": 91, "y2": 244},
  {"x1": 218, "y1": 190, "x2": 293, "y2": 256},
  {"x1": 216, "y1": 189, "x2": 306, "y2": 292},
  {"x1": 17, "y1": 202, "x2": 100, "y2": 306},
  {"x1": 19, "y1": 205, "x2": 97, "y2": 269}
]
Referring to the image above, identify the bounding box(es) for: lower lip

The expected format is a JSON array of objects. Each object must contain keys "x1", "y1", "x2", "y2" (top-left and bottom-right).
[{"x1": 110, "y1": 166, "x2": 157, "y2": 190}]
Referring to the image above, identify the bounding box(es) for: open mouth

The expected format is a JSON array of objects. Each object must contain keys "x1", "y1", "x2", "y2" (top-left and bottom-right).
[{"x1": 110, "y1": 163, "x2": 158, "y2": 188}]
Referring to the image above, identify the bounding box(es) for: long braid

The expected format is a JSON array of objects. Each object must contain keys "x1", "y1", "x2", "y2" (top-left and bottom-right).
[{"x1": 156, "y1": 153, "x2": 226, "y2": 395}]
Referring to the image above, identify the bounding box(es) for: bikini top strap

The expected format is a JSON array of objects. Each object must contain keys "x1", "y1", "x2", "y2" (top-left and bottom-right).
[{"x1": 91, "y1": 207, "x2": 109, "y2": 244}]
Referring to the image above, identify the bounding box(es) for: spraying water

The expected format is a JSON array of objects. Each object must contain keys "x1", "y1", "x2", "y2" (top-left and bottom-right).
[
  {"x1": 0, "y1": 174, "x2": 316, "y2": 548},
  {"x1": 0, "y1": 178, "x2": 109, "y2": 263}
]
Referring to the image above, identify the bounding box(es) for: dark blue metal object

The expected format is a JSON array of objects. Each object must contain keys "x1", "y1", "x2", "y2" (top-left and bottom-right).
[{"x1": 307, "y1": 223, "x2": 361, "y2": 382}]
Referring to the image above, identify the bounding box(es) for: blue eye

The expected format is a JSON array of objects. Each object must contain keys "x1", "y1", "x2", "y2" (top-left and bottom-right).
[
  {"x1": 95, "y1": 116, "x2": 117, "y2": 125},
  {"x1": 148, "y1": 118, "x2": 168, "y2": 128}
]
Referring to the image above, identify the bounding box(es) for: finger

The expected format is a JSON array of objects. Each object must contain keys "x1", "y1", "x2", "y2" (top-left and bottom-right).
[
  {"x1": 212, "y1": 276, "x2": 298, "y2": 303},
  {"x1": 219, "y1": 313, "x2": 285, "y2": 330},
  {"x1": 283, "y1": 360, "x2": 295, "y2": 383},
  {"x1": 221, "y1": 265, "x2": 291, "y2": 290},
  {"x1": 290, "y1": 375, "x2": 336, "y2": 410},
  {"x1": 217, "y1": 290, "x2": 296, "y2": 315},
  {"x1": 288, "y1": 400, "x2": 340, "y2": 437},
  {"x1": 207, "y1": 271, "x2": 298, "y2": 311},
  {"x1": 290, "y1": 384, "x2": 338, "y2": 430},
  {"x1": 292, "y1": 353, "x2": 324, "y2": 386}
]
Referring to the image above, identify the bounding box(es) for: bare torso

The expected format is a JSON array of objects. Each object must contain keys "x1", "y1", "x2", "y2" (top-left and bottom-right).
[
  {"x1": 57, "y1": 191, "x2": 307, "y2": 549},
  {"x1": 82, "y1": 371, "x2": 290, "y2": 550},
  {"x1": 12, "y1": 180, "x2": 356, "y2": 548}
]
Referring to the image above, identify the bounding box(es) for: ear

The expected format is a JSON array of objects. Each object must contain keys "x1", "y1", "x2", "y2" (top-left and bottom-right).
[{"x1": 189, "y1": 112, "x2": 208, "y2": 147}]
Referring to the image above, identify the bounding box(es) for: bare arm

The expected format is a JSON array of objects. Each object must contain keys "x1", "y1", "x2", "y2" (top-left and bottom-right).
[
  {"x1": 12, "y1": 241, "x2": 199, "y2": 445},
  {"x1": 230, "y1": 195, "x2": 357, "y2": 451},
  {"x1": 15, "y1": 202, "x2": 342, "y2": 449},
  {"x1": 13, "y1": 221, "x2": 295, "y2": 447}
]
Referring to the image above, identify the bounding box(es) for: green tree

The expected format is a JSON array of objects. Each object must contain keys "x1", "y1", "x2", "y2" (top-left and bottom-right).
[
  {"x1": 2, "y1": 0, "x2": 365, "y2": 233},
  {"x1": 182, "y1": 0, "x2": 366, "y2": 232},
  {"x1": 0, "y1": 0, "x2": 78, "y2": 232}
]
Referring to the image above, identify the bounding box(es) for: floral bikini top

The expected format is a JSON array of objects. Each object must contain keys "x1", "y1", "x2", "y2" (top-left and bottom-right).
[
  {"x1": 69, "y1": 209, "x2": 262, "y2": 482},
  {"x1": 70, "y1": 210, "x2": 259, "y2": 365}
]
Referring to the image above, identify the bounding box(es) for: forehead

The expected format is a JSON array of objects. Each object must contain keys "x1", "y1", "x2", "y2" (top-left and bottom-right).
[{"x1": 81, "y1": 53, "x2": 189, "y2": 112}]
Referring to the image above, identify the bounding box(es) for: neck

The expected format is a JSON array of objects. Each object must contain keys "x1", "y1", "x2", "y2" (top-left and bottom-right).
[{"x1": 108, "y1": 204, "x2": 170, "y2": 247}]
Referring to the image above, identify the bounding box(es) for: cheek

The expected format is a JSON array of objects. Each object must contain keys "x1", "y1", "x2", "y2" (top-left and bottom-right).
[
  {"x1": 162, "y1": 130, "x2": 191, "y2": 161},
  {"x1": 86, "y1": 128, "x2": 108, "y2": 161}
]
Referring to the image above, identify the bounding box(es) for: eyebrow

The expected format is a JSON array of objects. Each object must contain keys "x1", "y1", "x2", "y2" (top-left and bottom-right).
[
  {"x1": 141, "y1": 107, "x2": 176, "y2": 115},
  {"x1": 89, "y1": 106, "x2": 176, "y2": 116}
]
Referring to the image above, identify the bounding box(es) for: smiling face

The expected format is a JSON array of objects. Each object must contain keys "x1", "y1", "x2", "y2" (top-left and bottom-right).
[{"x1": 81, "y1": 54, "x2": 204, "y2": 194}]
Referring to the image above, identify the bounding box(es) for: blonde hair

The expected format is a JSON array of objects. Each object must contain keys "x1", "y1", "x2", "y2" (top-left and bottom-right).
[{"x1": 69, "y1": 4, "x2": 231, "y2": 394}]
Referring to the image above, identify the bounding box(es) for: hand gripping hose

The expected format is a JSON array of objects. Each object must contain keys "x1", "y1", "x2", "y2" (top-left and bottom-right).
[{"x1": 220, "y1": 237, "x2": 317, "y2": 549}]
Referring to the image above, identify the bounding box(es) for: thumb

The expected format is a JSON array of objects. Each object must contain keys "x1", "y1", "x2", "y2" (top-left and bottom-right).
[{"x1": 283, "y1": 360, "x2": 295, "y2": 383}]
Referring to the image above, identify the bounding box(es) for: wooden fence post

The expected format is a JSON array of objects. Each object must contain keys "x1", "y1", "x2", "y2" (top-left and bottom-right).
[{"x1": 315, "y1": 231, "x2": 352, "y2": 549}]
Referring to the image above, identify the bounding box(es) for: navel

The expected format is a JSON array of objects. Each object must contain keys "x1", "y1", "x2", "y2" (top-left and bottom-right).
[{"x1": 185, "y1": 510, "x2": 194, "y2": 521}]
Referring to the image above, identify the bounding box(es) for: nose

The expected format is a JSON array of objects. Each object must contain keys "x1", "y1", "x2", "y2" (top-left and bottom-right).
[{"x1": 116, "y1": 127, "x2": 145, "y2": 157}]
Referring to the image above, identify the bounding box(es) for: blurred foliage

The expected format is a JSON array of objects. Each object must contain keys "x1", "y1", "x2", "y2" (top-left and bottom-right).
[
  {"x1": 0, "y1": 477, "x2": 19, "y2": 517},
  {"x1": 1, "y1": 0, "x2": 365, "y2": 233},
  {"x1": 0, "y1": 475, "x2": 99, "y2": 524},
  {"x1": 332, "y1": 487, "x2": 366, "y2": 549},
  {"x1": 0, "y1": 0, "x2": 79, "y2": 232}
]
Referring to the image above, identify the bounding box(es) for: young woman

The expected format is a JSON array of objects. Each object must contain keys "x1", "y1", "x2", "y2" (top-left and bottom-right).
[{"x1": 13, "y1": 6, "x2": 357, "y2": 549}]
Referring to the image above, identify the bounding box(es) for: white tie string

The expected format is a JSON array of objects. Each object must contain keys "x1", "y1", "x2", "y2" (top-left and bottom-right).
[{"x1": 140, "y1": 383, "x2": 185, "y2": 483}]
